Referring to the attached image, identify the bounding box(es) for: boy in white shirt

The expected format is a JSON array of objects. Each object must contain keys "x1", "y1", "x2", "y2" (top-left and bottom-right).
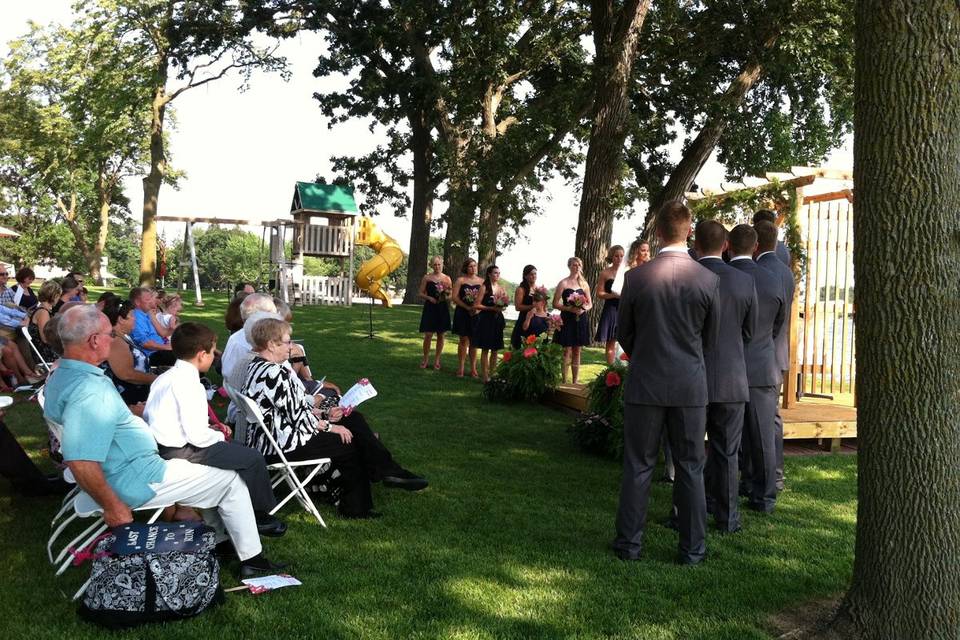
[{"x1": 144, "y1": 322, "x2": 286, "y2": 538}]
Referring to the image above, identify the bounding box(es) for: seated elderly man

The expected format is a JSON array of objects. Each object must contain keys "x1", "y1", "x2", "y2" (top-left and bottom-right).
[
  {"x1": 221, "y1": 293, "x2": 277, "y2": 381},
  {"x1": 44, "y1": 305, "x2": 285, "y2": 578}
]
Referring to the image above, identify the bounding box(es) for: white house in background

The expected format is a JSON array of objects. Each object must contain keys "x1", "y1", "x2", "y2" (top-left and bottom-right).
[{"x1": 30, "y1": 256, "x2": 117, "y2": 285}]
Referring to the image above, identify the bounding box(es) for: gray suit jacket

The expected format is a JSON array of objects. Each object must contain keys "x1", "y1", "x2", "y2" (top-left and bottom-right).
[
  {"x1": 617, "y1": 251, "x2": 720, "y2": 407},
  {"x1": 757, "y1": 252, "x2": 795, "y2": 372},
  {"x1": 728, "y1": 258, "x2": 784, "y2": 387},
  {"x1": 776, "y1": 240, "x2": 791, "y2": 268},
  {"x1": 698, "y1": 257, "x2": 757, "y2": 404}
]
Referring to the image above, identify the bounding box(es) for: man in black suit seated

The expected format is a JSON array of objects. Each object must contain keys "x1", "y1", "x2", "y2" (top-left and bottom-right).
[
  {"x1": 753, "y1": 209, "x2": 791, "y2": 267},
  {"x1": 612, "y1": 200, "x2": 719, "y2": 565},
  {"x1": 727, "y1": 225, "x2": 785, "y2": 513},
  {"x1": 694, "y1": 220, "x2": 757, "y2": 533},
  {"x1": 754, "y1": 220, "x2": 796, "y2": 492}
]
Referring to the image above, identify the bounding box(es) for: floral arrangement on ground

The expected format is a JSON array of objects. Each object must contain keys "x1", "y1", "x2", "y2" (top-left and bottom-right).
[
  {"x1": 568, "y1": 354, "x2": 629, "y2": 459},
  {"x1": 482, "y1": 333, "x2": 562, "y2": 402}
]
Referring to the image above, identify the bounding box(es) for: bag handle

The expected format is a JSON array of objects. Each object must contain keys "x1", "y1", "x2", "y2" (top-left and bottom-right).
[{"x1": 69, "y1": 532, "x2": 113, "y2": 566}]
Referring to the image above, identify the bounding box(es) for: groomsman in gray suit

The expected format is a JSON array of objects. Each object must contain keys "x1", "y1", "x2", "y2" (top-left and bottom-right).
[
  {"x1": 755, "y1": 220, "x2": 796, "y2": 492},
  {"x1": 694, "y1": 220, "x2": 757, "y2": 533},
  {"x1": 753, "y1": 209, "x2": 791, "y2": 267},
  {"x1": 728, "y1": 224, "x2": 785, "y2": 513},
  {"x1": 613, "y1": 201, "x2": 719, "y2": 564}
]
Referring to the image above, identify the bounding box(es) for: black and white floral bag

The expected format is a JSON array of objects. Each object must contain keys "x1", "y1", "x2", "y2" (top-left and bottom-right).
[{"x1": 78, "y1": 521, "x2": 224, "y2": 628}]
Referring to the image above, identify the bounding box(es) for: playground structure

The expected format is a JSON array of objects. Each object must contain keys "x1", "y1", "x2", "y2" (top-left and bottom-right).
[{"x1": 267, "y1": 182, "x2": 402, "y2": 306}]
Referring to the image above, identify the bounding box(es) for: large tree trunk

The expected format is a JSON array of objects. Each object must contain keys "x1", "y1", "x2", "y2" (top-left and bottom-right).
[
  {"x1": 574, "y1": 0, "x2": 651, "y2": 334},
  {"x1": 140, "y1": 72, "x2": 168, "y2": 286},
  {"x1": 642, "y1": 34, "x2": 777, "y2": 237},
  {"x1": 442, "y1": 137, "x2": 474, "y2": 277},
  {"x1": 402, "y1": 105, "x2": 436, "y2": 304},
  {"x1": 88, "y1": 173, "x2": 112, "y2": 284},
  {"x1": 475, "y1": 197, "x2": 498, "y2": 271},
  {"x1": 831, "y1": 2, "x2": 960, "y2": 638}
]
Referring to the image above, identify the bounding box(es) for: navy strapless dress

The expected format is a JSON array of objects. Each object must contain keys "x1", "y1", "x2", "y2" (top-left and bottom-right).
[
  {"x1": 510, "y1": 289, "x2": 534, "y2": 349},
  {"x1": 594, "y1": 278, "x2": 619, "y2": 342},
  {"x1": 554, "y1": 288, "x2": 590, "y2": 347},
  {"x1": 522, "y1": 314, "x2": 549, "y2": 341},
  {"x1": 452, "y1": 283, "x2": 481, "y2": 336},
  {"x1": 472, "y1": 291, "x2": 505, "y2": 349},
  {"x1": 419, "y1": 280, "x2": 451, "y2": 333}
]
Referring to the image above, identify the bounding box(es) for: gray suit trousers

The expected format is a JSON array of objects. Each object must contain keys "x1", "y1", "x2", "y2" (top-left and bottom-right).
[
  {"x1": 742, "y1": 386, "x2": 779, "y2": 512},
  {"x1": 158, "y1": 441, "x2": 277, "y2": 513},
  {"x1": 704, "y1": 402, "x2": 745, "y2": 531},
  {"x1": 615, "y1": 403, "x2": 707, "y2": 563}
]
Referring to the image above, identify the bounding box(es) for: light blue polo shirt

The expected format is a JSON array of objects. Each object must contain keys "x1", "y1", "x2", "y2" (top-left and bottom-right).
[{"x1": 44, "y1": 359, "x2": 166, "y2": 508}]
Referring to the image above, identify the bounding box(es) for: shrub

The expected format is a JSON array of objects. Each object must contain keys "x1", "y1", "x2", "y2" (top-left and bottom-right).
[
  {"x1": 482, "y1": 333, "x2": 562, "y2": 402},
  {"x1": 568, "y1": 361, "x2": 628, "y2": 459}
]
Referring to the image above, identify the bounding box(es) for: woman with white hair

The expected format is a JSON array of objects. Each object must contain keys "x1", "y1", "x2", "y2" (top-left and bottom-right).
[{"x1": 242, "y1": 318, "x2": 427, "y2": 519}]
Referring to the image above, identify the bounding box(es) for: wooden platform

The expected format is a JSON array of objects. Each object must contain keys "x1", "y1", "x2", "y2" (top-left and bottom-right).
[{"x1": 548, "y1": 384, "x2": 857, "y2": 440}]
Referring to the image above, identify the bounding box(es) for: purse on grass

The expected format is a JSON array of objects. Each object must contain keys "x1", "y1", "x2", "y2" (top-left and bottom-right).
[{"x1": 78, "y1": 521, "x2": 224, "y2": 628}]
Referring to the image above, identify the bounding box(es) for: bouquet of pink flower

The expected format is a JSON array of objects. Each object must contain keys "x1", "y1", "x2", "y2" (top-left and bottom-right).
[
  {"x1": 547, "y1": 313, "x2": 564, "y2": 332},
  {"x1": 493, "y1": 291, "x2": 510, "y2": 309},
  {"x1": 566, "y1": 291, "x2": 587, "y2": 308},
  {"x1": 434, "y1": 282, "x2": 449, "y2": 301},
  {"x1": 462, "y1": 285, "x2": 479, "y2": 305}
]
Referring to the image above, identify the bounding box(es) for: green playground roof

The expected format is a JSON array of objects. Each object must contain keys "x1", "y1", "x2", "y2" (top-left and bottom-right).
[{"x1": 291, "y1": 182, "x2": 358, "y2": 216}]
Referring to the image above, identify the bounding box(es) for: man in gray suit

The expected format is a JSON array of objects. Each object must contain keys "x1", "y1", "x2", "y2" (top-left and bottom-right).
[
  {"x1": 695, "y1": 220, "x2": 757, "y2": 533},
  {"x1": 753, "y1": 209, "x2": 791, "y2": 267},
  {"x1": 613, "y1": 200, "x2": 719, "y2": 564},
  {"x1": 728, "y1": 224, "x2": 785, "y2": 513},
  {"x1": 755, "y1": 220, "x2": 796, "y2": 492}
]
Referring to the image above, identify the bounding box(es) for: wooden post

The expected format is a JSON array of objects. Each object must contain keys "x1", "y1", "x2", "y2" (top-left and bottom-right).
[
  {"x1": 185, "y1": 222, "x2": 203, "y2": 307},
  {"x1": 783, "y1": 186, "x2": 803, "y2": 409}
]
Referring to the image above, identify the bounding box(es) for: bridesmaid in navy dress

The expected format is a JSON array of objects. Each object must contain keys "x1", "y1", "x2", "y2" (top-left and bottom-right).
[
  {"x1": 521, "y1": 287, "x2": 551, "y2": 340},
  {"x1": 418, "y1": 256, "x2": 453, "y2": 370},
  {"x1": 451, "y1": 258, "x2": 484, "y2": 378},
  {"x1": 594, "y1": 245, "x2": 625, "y2": 365},
  {"x1": 471, "y1": 265, "x2": 507, "y2": 382},
  {"x1": 510, "y1": 265, "x2": 537, "y2": 349},
  {"x1": 552, "y1": 256, "x2": 592, "y2": 383}
]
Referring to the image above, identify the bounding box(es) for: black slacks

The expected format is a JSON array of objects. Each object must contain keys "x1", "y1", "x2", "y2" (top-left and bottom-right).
[
  {"x1": 614, "y1": 403, "x2": 707, "y2": 563},
  {"x1": 274, "y1": 410, "x2": 404, "y2": 517},
  {"x1": 158, "y1": 441, "x2": 277, "y2": 513},
  {"x1": 704, "y1": 402, "x2": 745, "y2": 531},
  {"x1": 742, "y1": 386, "x2": 779, "y2": 512}
]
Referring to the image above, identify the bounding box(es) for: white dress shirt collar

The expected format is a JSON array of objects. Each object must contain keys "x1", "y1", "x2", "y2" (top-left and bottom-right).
[
  {"x1": 756, "y1": 251, "x2": 776, "y2": 260},
  {"x1": 729, "y1": 255, "x2": 753, "y2": 262},
  {"x1": 698, "y1": 255, "x2": 723, "y2": 261},
  {"x1": 659, "y1": 245, "x2": 689, "y2": 254}
]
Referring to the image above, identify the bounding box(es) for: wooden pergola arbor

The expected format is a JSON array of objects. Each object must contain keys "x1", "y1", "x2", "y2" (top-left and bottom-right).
[{"x1": 687, "y1": 166, "x2": 857, "y2": 448}]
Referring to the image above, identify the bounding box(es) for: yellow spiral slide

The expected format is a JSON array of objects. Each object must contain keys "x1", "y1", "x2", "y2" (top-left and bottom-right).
[{"x1": 354, "y1": 217, "x2": 404, "y2": 307}]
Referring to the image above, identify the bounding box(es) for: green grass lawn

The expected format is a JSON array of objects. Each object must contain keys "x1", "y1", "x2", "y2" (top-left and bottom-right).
[{"x1": 0, "y1": 294, "x2": 856, "y2": 639}]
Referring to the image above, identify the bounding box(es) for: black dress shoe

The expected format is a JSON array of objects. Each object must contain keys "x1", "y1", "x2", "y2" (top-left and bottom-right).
[
  {"x1": 215, "y1": 540, "x2": 238, "y2": 561},
  {"x1": 612, "y1": 548, "x2": 641, "y2": 561},
  {"x1": 713, "y1": 523, "x2": 742, "y2": 535},
  {"x1": 255, "y1": 513, "x2": 288, "y2": 537},
  {"x1": 382, "y1": 471, "x2": 428, "y2": 491},
  {"x1": 660, "y1": 517, "x2": 679, "y2": 531},
  {"x1": 238, "y1": 555, "x2": 288, "y2": 578},
  {"x1": 676, "y1": 554, "x2": 705, "y2": 566},
  {"x1": 340, "y1": 510, "x2": 383, "y2": 520}
]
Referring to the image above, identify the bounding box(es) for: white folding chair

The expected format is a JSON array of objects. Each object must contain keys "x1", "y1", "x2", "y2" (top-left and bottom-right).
[
  {"x1": 227, "y1": 386, "x2": 330, "y2": 527},
  {"x1": 20, "y1": 326, "x2": 53, "y2": 375}
]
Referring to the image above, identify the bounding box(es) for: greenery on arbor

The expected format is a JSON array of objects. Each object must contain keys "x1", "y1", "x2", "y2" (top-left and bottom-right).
[{"x1": 0, "y1": 12, "x2": 152, "y2": 283}]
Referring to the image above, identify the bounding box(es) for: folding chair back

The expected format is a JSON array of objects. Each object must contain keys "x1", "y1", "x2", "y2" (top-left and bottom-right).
[
  {"x1": 230, "y1": 388, "x2": 330, "y2": 527},
  {"x1": 222, "y1": 384, "x2": 249, "y2": 445},
  {"x1": 20, "y1": 326, "x2": 53, "y2": 374}
]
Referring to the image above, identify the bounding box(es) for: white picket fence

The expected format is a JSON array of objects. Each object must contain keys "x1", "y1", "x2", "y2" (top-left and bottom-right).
[
  {"x1": 300, "y1": 276, "x2": 353, "y2": 306},
  {"x1": 302, "y1": 224, "x2": 352, "y2": 257}
]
